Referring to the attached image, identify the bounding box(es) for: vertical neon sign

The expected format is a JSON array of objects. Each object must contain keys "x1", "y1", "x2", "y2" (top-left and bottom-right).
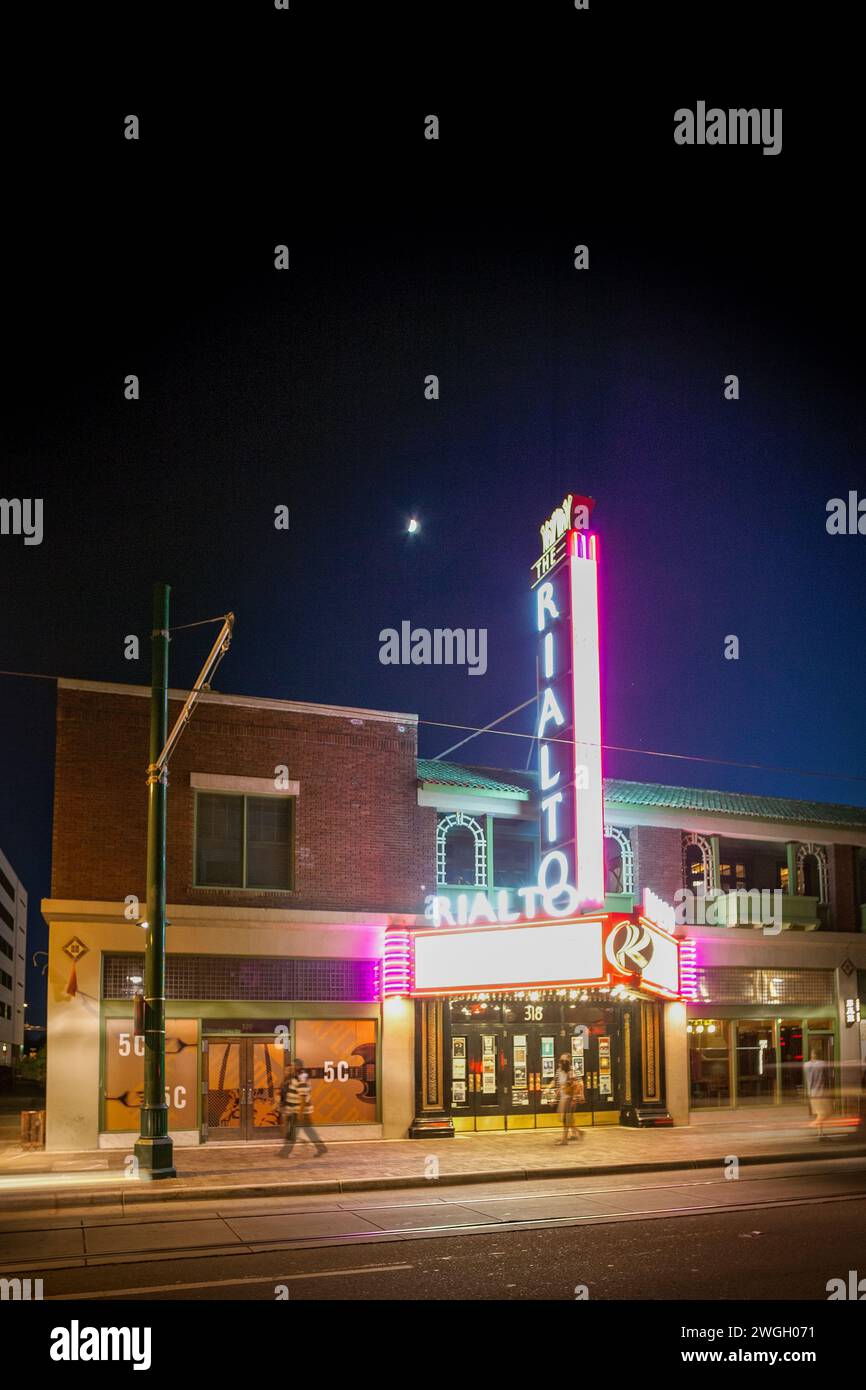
[{"x1": 532, "y1": 496, "x2": 605, "y2": 912}]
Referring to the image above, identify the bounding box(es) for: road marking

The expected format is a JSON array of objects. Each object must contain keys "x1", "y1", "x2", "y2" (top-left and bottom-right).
[{"x1": 47, "y1": 1261, "x2": 414, "y2": 1300}]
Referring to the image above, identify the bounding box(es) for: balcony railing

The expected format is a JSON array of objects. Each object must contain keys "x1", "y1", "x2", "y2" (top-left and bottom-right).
[
  {"x1": 714, "y1": 890, "x2": 821, "y2": 931},
  {"x1": 604, "y1": 892, "x2": 635, "y2": 914}
]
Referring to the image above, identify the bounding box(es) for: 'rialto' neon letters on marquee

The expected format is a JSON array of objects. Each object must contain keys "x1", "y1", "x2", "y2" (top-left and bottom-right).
[{"x1": 425, "y1": 868, "x2": 581, "y2": 928}]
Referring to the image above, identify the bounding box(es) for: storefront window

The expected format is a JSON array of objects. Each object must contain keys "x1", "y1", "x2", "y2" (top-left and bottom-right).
[
  {"x1": 293, "y1": 1019, "x2": 377, "y2": 1124},
  {"x1": 806, "y1": 1027, "x2": 836, "y2": 1092},
  {"x1": 779, "y1": 1020, "x2": 805, "y2": 1099},
  {"x1": 736, "y1": 1020, "x2": 777, "y2": 1104},
  {"x1": 688, "y1": 1020, "x2": 730, "y2": 1107},
  {"x1": 104, "y1": 1017, "x2": 199, "y2": 1132}
]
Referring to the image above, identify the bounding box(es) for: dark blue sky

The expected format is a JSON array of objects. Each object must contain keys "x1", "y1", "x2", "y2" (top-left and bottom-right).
[{"x1": 2, "y1": 67, "x2": 865, "y2": 1024}]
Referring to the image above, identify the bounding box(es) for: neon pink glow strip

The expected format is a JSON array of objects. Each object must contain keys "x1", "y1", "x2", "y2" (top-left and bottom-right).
[
  {"x1": 678, "y1": 936, "x2": 699, "y2": 1001},
  {"x1": 382, "y1": 931, "x2": 413, "y2": 997},
  {"x1": 568, "y1": 530, "x2": 605, "y2": 907}
]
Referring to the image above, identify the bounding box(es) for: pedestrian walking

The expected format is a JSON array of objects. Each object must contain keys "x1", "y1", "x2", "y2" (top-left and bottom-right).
[
  {"x1": 280, "y1": 1058, "x2": 327, "y2": 1157},
  {"x1": 804, "y1": 1047, "x2": 832, "y2": 1140},
  {"x1": 549, "y1": 1053, "x2": 582, "y2": 1144}
]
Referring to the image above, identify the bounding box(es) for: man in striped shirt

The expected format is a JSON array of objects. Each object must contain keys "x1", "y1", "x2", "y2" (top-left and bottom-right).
[{"x1": 280, "y1": 1060, "x2": 327, "y2": 1157}]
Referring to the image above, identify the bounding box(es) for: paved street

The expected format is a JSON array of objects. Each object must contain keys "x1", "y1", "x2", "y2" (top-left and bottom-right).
[{"x1": 1, "y1": 1157, "x2": 864, "y2": 1301}]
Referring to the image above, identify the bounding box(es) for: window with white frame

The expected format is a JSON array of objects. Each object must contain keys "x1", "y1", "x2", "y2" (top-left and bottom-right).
[
  {"x1": 436, "y1": 813, "x2": 487, "y2": 887},
  {"x1": 604, "y1": 825, "x2": 634, "y2": 894}
]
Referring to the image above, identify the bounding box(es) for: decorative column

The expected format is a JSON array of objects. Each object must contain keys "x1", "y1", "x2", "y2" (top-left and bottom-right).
[
  {"x1": 710, "y1": 835, "x2": 722, "y2": 892},
  {"x1": 409, "y1": 998, "x2": 454, "y2": 1138},
  {"x1": 786, "y1": 841, "x2": 798, "y2": 895},
  {"x1": 663, "y1": 1001, "x2": 689, "y2": 1125},
  {"x1": 381, "y1": 994, "x2": 415, "y2": 1139}
]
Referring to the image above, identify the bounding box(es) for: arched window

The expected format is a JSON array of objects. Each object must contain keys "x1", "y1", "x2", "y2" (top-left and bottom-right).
[
  {"x1": 436, "y1": 813, "x2": 487, "y2": 887},
  {"x1": 796, "y1": 843, "x2": 829, "y2": 902},
  {"x1": 683, "y1": 833, "x2": 715, "y2": 893},
  {"x1": 604, "y1": 825, "x2": 634, "y2": 894}
]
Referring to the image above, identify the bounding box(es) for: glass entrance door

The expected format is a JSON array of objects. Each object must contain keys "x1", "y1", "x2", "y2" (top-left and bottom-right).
[
  {"x1": 446, "y1": 1001, "x2": 624, "y2": 1128},
  {"x1": 736, "y1": 1020, "x2": 778, "y2": 1104},
  {"x1": 448, "y1": 1029, "x2": 508, "y2": 1122},
  {"x1": 807, "y1": 1029, "x2": 836, "y2": 1106},
  {"x1": 472, "y1": 1031, "x2": 506, "y2": 1120},
  {"x1": 512, "y1": 1016, "x2": 622, "y2": 1123},
  {"x1": 581, "y1": 1029, "x2": 619, "y2": 1117},
  {"x1": 779, "y1": 1020, "x2": 806, "y2": 1100},
  {"x1": 204, "y1": 1036, "x2": 287, "y2": 1141},
  {"x1": 249, "y1": 1039, "x2": 287, "y2": 1136}
]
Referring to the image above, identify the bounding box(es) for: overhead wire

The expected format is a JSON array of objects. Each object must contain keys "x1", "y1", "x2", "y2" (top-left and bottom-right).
[
  {"x1": 419, "y1": 711, "x2": 866, "y2": 788},
  {"x1": 1, "y1": 668, "x2": 864, "y2": 789}
]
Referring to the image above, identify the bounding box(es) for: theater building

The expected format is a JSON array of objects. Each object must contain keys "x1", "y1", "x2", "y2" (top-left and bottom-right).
[
  {"x1": 414, "y1": 764, "x2": 866, "y2": 1130},
  {"x1": 41, "y1": 493, "x2": 866, "y2": 1148}
]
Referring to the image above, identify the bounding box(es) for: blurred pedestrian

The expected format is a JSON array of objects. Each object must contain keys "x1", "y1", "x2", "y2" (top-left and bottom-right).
[
  {"x1": 280, "y1": 1058, "x2": 327, "y2": 1157},
  {"x1": 550, "y1": 1053, "x2": 582, "y2": 1144},
  {"x1": 804, "y1": 1047, "x2": 832, "y2": 1141}
]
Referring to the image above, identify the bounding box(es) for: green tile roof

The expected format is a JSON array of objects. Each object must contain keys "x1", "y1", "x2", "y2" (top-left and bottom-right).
[
  {"x1": 417, "y1": 758, "x2": 530, "y2": 797},
  {"x1": 418, "y1": 761, "x2": 866, "y2": 829},
  {"x1": 601, "y1": 779, "x2": 866, "y2": 830}
]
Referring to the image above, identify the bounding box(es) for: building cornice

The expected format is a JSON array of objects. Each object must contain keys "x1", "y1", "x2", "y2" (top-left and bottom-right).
[
  {"x1": 40, "y1": 899, "x2": 426, "y2": 929},
  {"x1": 57, "y1": 678, "x2": 417, "y2": 727}
]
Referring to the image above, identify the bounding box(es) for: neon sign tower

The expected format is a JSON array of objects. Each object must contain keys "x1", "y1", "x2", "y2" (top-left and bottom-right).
[{"x1": 532, "y1": 494, "x2": 605, "y2": 911}]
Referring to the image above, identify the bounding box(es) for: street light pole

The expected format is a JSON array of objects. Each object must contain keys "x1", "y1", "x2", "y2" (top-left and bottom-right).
[{"x1": 134, "y1": 582, "x2": 175, "y2": 1179}]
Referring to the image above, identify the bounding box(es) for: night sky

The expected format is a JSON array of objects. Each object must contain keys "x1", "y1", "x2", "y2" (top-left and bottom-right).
[{"x1": 2, "y1": 23, "x2": 865, "y2": 1024}]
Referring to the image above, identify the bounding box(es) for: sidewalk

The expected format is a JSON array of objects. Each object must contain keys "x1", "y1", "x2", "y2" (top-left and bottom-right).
[{"x1": 1, "y1": 1107, "x2": 863, "y2": 1213}]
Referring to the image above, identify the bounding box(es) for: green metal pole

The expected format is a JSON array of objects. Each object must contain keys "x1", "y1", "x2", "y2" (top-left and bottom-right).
[{"x1": 134, "y1": 583, "x2": 176, "y2": 1178}]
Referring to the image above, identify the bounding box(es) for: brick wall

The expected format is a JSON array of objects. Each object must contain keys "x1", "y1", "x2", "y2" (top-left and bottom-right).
[
  {"x1": 51, "y1": 687, "x2": 435, "y2": 912},
  {"x1": 630, "y1": 825, "x2": 683, "y2": 904}
]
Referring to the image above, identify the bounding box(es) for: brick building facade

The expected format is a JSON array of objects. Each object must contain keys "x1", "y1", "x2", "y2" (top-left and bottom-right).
[
  {"x1": 52, "y1": 684, "x2": 432, "y2": 912},
  {"x1": 43, "y1": 679, "x2": 432, "y2": 1151}
]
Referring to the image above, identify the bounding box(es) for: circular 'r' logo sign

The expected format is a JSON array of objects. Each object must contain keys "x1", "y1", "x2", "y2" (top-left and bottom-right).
[{"x1": 605, "y1": 922, "x2": 654, "y2": 976}]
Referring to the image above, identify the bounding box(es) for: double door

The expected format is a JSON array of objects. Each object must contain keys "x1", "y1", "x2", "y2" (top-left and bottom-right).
[
  {"x1": 449, "y1": 1016, "x2": 620, "y2": 1125},
  {"x1": 204, "y1": 1036, "x2": 288, "y2": 1141}
]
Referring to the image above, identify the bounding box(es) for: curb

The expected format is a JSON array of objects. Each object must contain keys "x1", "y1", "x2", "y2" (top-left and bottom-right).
[{"x1": 1, "y1": 1143, "x2": 864, "y2": 1216}]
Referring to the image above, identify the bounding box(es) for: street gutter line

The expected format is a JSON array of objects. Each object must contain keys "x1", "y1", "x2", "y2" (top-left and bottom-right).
[{"x1": 46, "y1": 1261, "x2": 415, "y2": 1300}]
